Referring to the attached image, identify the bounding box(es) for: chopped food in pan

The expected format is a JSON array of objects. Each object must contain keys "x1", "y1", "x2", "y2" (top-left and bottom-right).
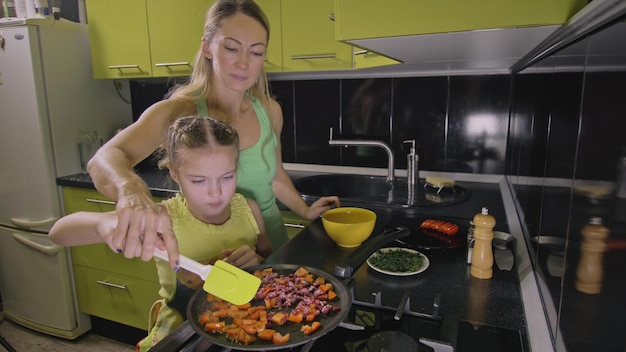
[{"x1": 196, "y1": 266, "x2": 341, "y2": 346}]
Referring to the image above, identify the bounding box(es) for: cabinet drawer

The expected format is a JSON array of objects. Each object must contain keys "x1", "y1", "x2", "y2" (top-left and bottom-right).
[
  {"x1": 70, "y1": 244, "x2": 159, "y2": 282},
  {"x1": 62, "y1": 187, "x2": 117, "y2": 213},
  {"x1": 73, "y1": 265, "x2": 160, "y2": 330},
  {"x1": 281, "y1": 210, "x2": 311, "y2": 239}
]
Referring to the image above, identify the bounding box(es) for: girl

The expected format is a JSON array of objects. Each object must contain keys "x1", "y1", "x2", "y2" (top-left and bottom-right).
[{"x1": 50, "y1": 116, "x2": 273, "y2": 350}]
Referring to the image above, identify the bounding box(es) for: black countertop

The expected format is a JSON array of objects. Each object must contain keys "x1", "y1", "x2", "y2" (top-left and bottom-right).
[
  {"x1": 263, "y1": 215, "x2": 527, "y2": 351},
  {"x1": 56, "y1": 169, "x2": 179, "y2": 198}
]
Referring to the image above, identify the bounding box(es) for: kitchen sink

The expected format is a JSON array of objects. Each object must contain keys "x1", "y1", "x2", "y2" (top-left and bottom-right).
[{"x1": 293, "y1": 174, "x2": 470, "y2": 211}]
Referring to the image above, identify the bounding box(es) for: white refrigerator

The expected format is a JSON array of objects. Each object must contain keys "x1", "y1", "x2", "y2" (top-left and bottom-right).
[{"x1": 0, "y1": 17, "x2": 132, "y2": 339}]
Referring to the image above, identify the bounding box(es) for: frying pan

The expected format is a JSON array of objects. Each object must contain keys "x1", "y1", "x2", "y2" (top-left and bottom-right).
[{"x1": 186, "y1": 264, "x2": 351, "y2": 351}]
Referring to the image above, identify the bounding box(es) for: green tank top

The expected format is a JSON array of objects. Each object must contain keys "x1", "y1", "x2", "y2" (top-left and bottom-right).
[{"x1": 196, "y1": 96, "x2": 289, "y2": 250}]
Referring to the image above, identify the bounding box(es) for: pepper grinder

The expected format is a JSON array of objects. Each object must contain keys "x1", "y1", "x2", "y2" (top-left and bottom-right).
[
  {"x1": 575, "y1": 217, "x2": 608, "y2": 294},
  {"x1": 470, "y1": 207, "x2": 495, "y2": 279}
]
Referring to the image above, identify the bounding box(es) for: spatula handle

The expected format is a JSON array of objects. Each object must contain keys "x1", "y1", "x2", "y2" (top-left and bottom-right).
[{"x1": 153, "y1": 248, "x2": 212, "y2": 280}]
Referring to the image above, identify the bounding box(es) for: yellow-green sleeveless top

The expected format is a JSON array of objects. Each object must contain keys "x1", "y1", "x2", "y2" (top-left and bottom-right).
[
  {"x1": 196, "y1": 96, "x2": 289, "y2": 250},
  {"x1": 154, "y1": 193, "x2": 260, "y2": 302}
]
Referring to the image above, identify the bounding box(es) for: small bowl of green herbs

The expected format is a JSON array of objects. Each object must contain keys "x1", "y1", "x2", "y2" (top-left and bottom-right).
[{"x1": 366, "y1": 247, "x2": 429, "y2": 276}]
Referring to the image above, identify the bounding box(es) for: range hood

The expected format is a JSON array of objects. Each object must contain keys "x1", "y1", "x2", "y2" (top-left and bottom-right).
[
  {"x1": 511, "y1": 0, "x2": 626, "y2": 72},
  {"x1": 349, "y1": 0, "x2": 626, "y2": 75},
  {"x1": 347, "y1": 25, "x2": 561, "y2": 76}
]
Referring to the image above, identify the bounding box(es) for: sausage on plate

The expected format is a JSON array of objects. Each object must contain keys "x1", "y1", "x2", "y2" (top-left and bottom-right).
[{"x1": 420, "y1": 219, "x2": 459, "y2": 236}]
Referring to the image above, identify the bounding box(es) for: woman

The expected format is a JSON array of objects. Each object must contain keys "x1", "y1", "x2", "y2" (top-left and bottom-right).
[{"x1": 87, "y1": 0, "x2": 339, "y2": 266}]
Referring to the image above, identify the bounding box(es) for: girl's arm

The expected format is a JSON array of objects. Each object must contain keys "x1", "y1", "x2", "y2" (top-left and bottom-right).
[
  {"x1": 49, "y1": 211, "x2": 117, "y2": 249},
  {"x1": 221, "y1": 199, "x2": 273, "y2": 268},
  {"x1": 247, "y1": 198, "x2": 273, "y2": 259}
]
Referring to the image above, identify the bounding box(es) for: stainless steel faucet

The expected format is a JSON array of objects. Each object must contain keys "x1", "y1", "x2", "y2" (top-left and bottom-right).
[{"x1": 328, "y1": 127, "x2": 395, "y2": 182}]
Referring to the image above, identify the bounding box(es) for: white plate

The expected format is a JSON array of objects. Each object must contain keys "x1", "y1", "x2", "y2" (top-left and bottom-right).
[{"x1": 366, "y1": 247, "x2": 430, "y2": 276}]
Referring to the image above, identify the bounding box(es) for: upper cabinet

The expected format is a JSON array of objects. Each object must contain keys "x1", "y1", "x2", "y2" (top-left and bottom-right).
[
  {"x1": 334, "y1": 0, "x2": 586, "y2": 40},
  {"x1": 85, "y1": 0, "x2": 399, "y2": 78},
  {"x1": 86, "y1": 0, "x2": 151, "y2": 79},
  {"x1": 256, "y1": 0, "x2": 283, "y2": 72},
  {"x1": 86, "y1": 0, "x2": 212, "y2": 79},
  {"x1": 147, "y1": 0, "x2": 213, "y2": 77},
  {"x1": 281, "y1": 0, "x2": 352, "y2": 71}
]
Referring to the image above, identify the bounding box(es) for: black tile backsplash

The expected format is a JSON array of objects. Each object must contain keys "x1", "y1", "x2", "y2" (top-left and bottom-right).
[
  {"x1": 448, "y1": 75, "x2": 510, "y2": 174},
  {"x1": 509, "y1": 71, "x2": 626, "y2": 182},
  {"x1": 270, "y1": 80, "x2": 295, "y2": 163},
  {"x1": 577, "y1": 72, "x2": 626, "y2": 181},
  {"x1": 293, "y1": 80, "x2": 341, "y2": 165},
  {"x1": 393, "y1": 76, "x2": 448, "y2": 171},
  {"x1": 339, "y1": 78, "x2": 392, "y2": 168},
  {"x1": 128, "y1": 71, "x2": 626, "y2": 183}
]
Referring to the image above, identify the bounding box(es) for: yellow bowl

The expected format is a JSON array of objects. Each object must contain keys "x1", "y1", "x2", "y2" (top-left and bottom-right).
[{"x1": 321, "y1": 207, "x2": 377, "y2": 248}]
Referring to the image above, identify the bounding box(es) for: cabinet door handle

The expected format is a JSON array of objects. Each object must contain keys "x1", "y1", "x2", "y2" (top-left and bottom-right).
[
  {"x1": 85, "y1": 198, "x2": 117, "y2": 205},
  {"x1": 155, "y1": 62, "x2": 191, "y2": 68},
  {"x1": 354, "y1": 50, "x2": 368, "y2": 56},
  {"x1": 291, "y1": 54, "x2": 336, "y2": 60},
  {"x1": 12, "y1": 232, "x2": 63, "y2": 256},
  {"x1": 107, "y1": 64, "x2": 143, "y2": 72},
  {"x1": 97, "y1": 280, "x2": 127, "y2": 290},
  {"x1": 284, "y1": 223, "x2": 305, "y2": 229},
  {"x1": 10, "y1": 217, "x2": 57, "y2": 229}
]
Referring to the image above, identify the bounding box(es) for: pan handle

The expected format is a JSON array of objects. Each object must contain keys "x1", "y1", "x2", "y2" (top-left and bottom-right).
[{"x1": 334, "y1": 226, "x2": 410, "y2": 278}]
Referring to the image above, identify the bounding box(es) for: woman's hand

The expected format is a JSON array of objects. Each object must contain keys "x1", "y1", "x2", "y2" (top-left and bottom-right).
[
  {"x1": 112, "y1": 194, "x2": 180, "y2": 270},
  {"x1": 304, "y1": 196, "x2": 341, "y2": 221},
  {"x1": 222, "y1": 245, "x2": 262, "y2": 268}
]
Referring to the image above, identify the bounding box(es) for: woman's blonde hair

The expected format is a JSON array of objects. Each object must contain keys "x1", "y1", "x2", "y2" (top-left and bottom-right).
[{"x1": 167, "y1": 0, "x2": 271, "y2": 104}]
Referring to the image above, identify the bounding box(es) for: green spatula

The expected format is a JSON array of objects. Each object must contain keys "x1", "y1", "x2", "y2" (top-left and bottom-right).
[{"x1": 154, "y1": 249, "x2": 261, "y2": 305}]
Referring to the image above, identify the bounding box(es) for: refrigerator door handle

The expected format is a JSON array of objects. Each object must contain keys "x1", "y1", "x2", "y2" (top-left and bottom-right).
[
  {"x1": 11, "y1": 217, "x2": 58, "y2": 229},
  {"x1": 12, "y1": 232, "x2": 64, "y2": 256}
]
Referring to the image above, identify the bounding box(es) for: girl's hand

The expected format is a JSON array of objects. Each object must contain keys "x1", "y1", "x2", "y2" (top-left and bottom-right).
[
  {"x1": 305, "y1": 196, "x2": 341, "y2": 220},
  {"x1": 176, "y1": 268, "x2": 203, "y2": 290},
  {"x1": 176, "y1": 255, "x2": 222, "y2": 290},
  {"x1": 222, "y1": 245, "x2": 261, "y2": 268}
]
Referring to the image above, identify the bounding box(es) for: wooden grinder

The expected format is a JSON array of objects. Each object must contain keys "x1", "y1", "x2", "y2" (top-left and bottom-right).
[
  {"x1": 576, "y1": 217, "x2": 608, "y2": 294},
  {"x1": 471, "y1": 207, "x2": 496, "y2": 279}
]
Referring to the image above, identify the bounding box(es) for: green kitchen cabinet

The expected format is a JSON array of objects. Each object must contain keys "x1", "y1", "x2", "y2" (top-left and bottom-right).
[
  {"x1": 147, "y1": 0, "x2": 213, "y2": 77},
  {"x1": 281, "y1": 0, "x2": 353, "y2": 72},
  {"x1": 352, "y1": 49, "x2": 400, "y2": 70},
  {"x1": 61, "y1": 187, "x2": 162, "y2": 330},
  {"x1": 281, "y1": 210, "x2": 311, "y2": 239},
  {"x1": 85, "y1": 0, "x2": 150, "y2": 79},
  {"x1": 333, "y1": 0, "x2": 587, "y2": 41},
  {"x1": 256, "y1": 0, "x2": 283, "y2": 72},
  {"x1": 85, "y1": 0, "x2": 213, "y2": 79}
]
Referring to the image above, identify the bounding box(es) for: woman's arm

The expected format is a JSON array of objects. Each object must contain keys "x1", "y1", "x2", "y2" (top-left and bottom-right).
[
  {"x1": 87, "y1": 99, "x2": 191, "y2": 265},
  {"x1": 265, "y1": 99, "x2": 340, "y2": 220}
]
